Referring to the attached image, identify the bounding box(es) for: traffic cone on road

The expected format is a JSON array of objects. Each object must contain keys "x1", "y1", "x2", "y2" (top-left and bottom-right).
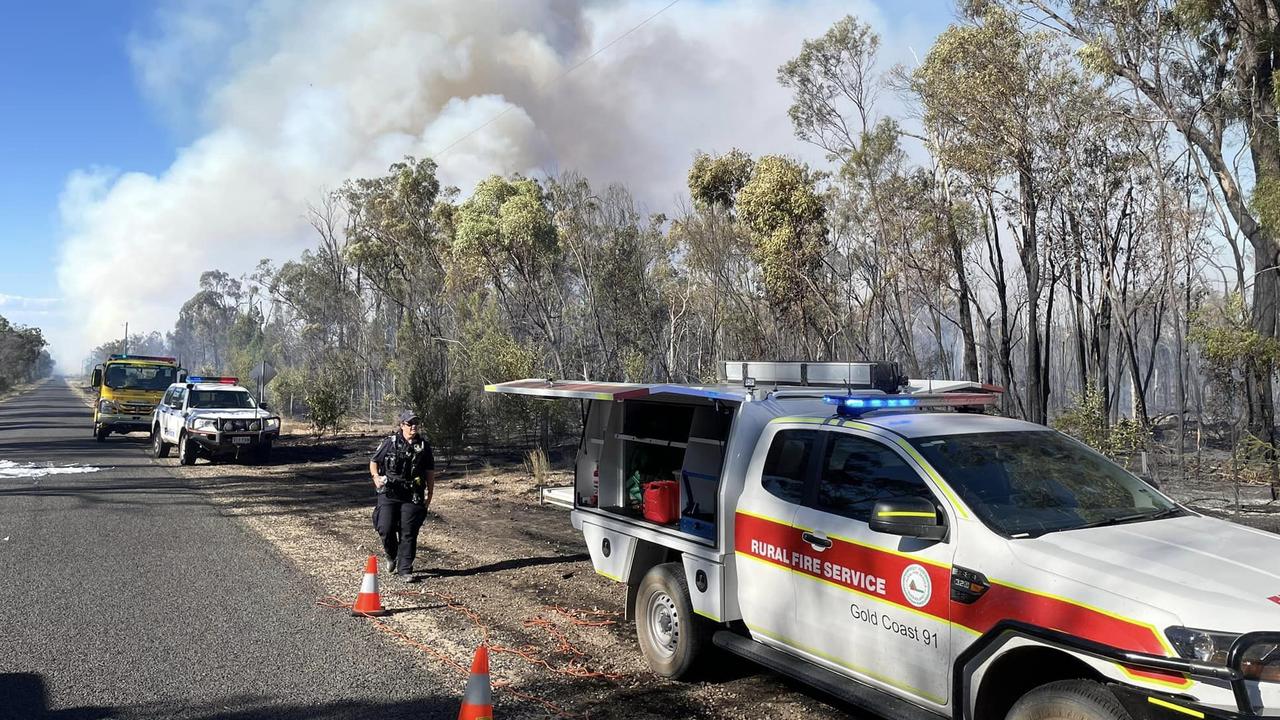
[
  {"x1": 457, "y1": 645, "x2": 493, "y2": 720},
  {"x1": 351, "y1": 555, "x2": 389, "y2": 617}
]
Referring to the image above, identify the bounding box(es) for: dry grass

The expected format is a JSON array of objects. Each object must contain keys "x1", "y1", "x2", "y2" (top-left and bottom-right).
[{"x1": 524, "y1": 447, "x2": 551, "y2": 490}]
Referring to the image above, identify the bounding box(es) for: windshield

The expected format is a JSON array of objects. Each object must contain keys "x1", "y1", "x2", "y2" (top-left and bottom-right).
[
  {"x1": 189, "y1": 390, "x2": 256, "y2": 409},
  {"x1": 909, "y1": 430, "x2": 1177, "y2": 537},
  {"x1": 104, "y1": 364, "x2": 178, "y2": 391}
]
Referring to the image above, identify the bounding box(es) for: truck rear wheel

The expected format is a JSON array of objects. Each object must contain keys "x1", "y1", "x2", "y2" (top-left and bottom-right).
[
  {"x1": 635, "y1": 562, "x2": 708, "y2": 679},
  {"x1": 1005, "y1": 679, "x2": 1131, "y2": 720},
  {"x1": 152, "y1": 426, "x2": 171, "y2": 458}
]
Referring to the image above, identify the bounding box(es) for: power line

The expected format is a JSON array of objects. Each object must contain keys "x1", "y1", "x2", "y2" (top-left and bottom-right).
[{"x1": 434, "y1": 0, "x2": 683, "y2": 158}]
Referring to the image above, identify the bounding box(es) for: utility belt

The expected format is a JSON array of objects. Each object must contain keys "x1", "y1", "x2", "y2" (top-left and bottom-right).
[{"x1": 379, "y1": 473, "x2": 423, "y2": 503}]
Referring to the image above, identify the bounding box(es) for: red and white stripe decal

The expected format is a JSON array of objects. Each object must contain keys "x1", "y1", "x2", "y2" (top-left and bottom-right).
[
  {"x1": 736, "y1": 511, "x2": 1188, "y2": 687},
  {"x1": 737, "y1": 511, "x2": 951, "y2": 617}
]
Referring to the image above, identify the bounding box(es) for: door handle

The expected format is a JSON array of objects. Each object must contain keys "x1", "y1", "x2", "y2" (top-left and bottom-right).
[{"x1": 801, "y1": 532, "x2": 832, "y2": 550}]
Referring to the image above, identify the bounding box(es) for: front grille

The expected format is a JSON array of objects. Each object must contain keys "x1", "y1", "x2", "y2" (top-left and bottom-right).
[{"x1": 121, "y1": 403, "x2": 153, "y2": 415}]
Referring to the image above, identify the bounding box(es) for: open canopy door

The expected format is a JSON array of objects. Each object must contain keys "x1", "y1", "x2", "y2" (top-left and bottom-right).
[
  {"x1": 484, "y1": 379, "x2": 748, "y2": 403},
  {"x1": 483, "y1": 379, "x2": 647, "y2": 401}
]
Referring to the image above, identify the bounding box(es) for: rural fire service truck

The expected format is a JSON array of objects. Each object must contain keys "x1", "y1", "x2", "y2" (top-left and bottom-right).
[
  {"x1": 486, "y1": 361, "x2": 1280, "y2": 720},
  {"x1": 90, "y1": 354, "x2": 184, "y2": 441}
]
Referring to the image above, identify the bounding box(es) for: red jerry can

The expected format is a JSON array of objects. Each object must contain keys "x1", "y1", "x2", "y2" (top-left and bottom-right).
[{"x1": 643, "y1": 480, "x2": 679, "y2": 525}]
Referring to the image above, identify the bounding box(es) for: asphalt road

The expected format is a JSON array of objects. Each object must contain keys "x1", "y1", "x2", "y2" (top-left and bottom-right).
[{"x1": 0, "y1": 379, "x2": 456, "y2": 720}]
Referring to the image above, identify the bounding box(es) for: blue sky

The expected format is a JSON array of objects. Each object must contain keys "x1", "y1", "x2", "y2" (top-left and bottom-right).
[
  {"x1": 1, "y1": 0, "x2": 955, "y2": 368},
  {"x1": 0, "y1": 2, "x2": 173, "y2": 324}
]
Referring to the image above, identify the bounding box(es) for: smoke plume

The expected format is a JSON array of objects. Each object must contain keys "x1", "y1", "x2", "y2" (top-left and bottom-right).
[{"x1": 55, "y1": 0, "x2": 930, "y2": 367}]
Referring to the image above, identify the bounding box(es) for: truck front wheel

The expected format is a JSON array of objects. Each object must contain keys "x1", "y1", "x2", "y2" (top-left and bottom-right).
[
  {"x1": 1005, "y1": 680, "x2": 1131, "y2": 720},
  {"x1": 635, "y1": 562, "x2": 708, "y2": 679},
  {"x1": 94, "y1": 424, "x2": 109, "y2": 442},
  {"x1": 178, "y1": 431, "x2": 197, "y2": 466}
]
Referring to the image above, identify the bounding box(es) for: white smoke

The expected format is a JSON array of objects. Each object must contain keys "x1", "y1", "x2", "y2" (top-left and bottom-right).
[{"x1": 54, "y1": 0, "x2": 935, "y2": 369}]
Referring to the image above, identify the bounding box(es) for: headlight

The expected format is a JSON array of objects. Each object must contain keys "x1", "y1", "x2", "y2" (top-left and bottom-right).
[
  {"x1": 190, "y1": 418, "x2": 217, "y2": 431},
  {"x1": 99, "y1": 400, "x2": 118, "y2": 414},
  {"x1": 1168, "y1": 627, "x2": 1280, "y2": 682},
  {"x1": 265, "y1": 417, "x2": 280, "y2": 430},
  {"x1": 248, "y1": 420, "x2": 261, "y2": 431},
  {"x1": 1166, "y1": 626, "x2": 1237, "y2": 665}
]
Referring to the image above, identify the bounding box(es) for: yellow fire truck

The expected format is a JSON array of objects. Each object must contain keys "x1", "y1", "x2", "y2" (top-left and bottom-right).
[{"x1": 90, "y1": 354, "x2": 185, "y2": 441}]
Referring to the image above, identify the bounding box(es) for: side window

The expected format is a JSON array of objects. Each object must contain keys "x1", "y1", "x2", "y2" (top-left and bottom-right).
[
  {"x1": 761, "y1": 429, "x2": 819, "y2": 504},
  {"x1": 160, "y1": 389, "x2": 173, "y2": 407},
  {"x1": 171, "y1": 388, "x2": 186, "y2": 409},
  {"x1": 817, "y1": 434, "x2": 934, "y2": 522}
]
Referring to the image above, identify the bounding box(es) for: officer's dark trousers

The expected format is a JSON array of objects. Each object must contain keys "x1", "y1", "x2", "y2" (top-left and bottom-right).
[{"x1": 373, "y1": 498, "x2": 427, "y2": 574}]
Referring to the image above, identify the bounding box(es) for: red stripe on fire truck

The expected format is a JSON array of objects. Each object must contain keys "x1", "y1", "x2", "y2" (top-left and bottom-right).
[{"x1": 735, "y1": 511, "x2": 1189, "y2": 688}]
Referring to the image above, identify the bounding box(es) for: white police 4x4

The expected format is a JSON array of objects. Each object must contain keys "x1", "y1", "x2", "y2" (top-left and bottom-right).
[
  {"x1": 486, "y1": 361, "x2": 1280, "y2": 720},
  {"x1": 151, "y1": 376, "x2": 280, "y2": 465}
]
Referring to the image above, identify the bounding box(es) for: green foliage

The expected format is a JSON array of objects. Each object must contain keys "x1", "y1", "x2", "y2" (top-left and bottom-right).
[
  {"x1": 688, "y1": 149, "x2": 755, "y2": 210},
  {"x1": 451, "y1": 175, "x2": 558, "y2": 288},
  {"x1": 0, "y1": 315, "x2": 51, "y2": 391},
  {"x1": 1249, "y1": 172, "x2": 1280, "y2": 235},
  {"x1": 305, "y1": 356, "x2": 354, "y2": 435},
  {"x1": 1230, "y1": 432, "x2": 1278, "y2": 486},
  {"x1": 1171, "y1": 0, "x2": 1220, "y2": 34},
  {"x1": 269, "y1": 367, "x2": 306, "y2": 416},
  {"x1": 1077, "y1": 42, "x2": 1117, "y2": 75},
  {"x1": 1053, "y1": 388, "x2": 1150, "y2": 462},
  {"x1": 1190, "y1": 293, "x2": 1280, "y2": 386},
  {"x1": 736, "y1": 155, "x2": 828, "y2": 310},
  {"x1": 777, "y1": 15, "x2": 881, "y2": 160},
  {"x1": 914, "y1": 7, "x2": 1064, "y2": 180}
]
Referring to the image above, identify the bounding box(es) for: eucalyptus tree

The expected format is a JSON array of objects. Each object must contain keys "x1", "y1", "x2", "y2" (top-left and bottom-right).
[
  {"x1": 916, "y1": 6, "x2": 1080, "y2": 423},
  {"x1": 1005, "y1": 0, "x2": 1280, "y2": 476}
]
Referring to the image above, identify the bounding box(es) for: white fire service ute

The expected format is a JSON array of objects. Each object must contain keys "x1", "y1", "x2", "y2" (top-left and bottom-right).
[
  {"x1": 151, "y1": 376, "x2": 280, "y2": 465},
  {"x1": 487, "y1": 361, "x2": 1280, "y2": 720}
]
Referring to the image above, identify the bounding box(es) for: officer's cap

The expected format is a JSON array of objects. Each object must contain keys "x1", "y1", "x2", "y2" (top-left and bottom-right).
[{"x1": 397, "y1": 410, "x2": 419, "y2": 425}]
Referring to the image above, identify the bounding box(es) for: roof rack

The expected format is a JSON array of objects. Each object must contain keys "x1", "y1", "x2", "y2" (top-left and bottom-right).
[{"x1": 720, "y1": 361, "x2": 906, "y2": 393}]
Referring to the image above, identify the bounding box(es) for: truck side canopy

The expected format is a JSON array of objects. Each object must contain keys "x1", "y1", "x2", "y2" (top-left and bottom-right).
[{"x1": 484, "y1": 379, "x2": 749, "y2": 403}]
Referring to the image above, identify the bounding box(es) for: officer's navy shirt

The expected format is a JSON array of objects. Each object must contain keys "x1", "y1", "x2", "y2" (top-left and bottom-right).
[{"x1": 371, "y1": 433, "x2": 434, "y2": 503}]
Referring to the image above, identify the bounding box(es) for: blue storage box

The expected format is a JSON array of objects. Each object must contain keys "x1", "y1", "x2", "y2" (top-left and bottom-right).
[{"x1": 680, "y1": 515, "x2": 716, "y2": 541}]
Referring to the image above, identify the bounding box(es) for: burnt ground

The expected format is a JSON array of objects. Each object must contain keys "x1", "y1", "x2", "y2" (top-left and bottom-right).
[{"x1": 68, "y1": 381, "x2": 868, "y2": 720}]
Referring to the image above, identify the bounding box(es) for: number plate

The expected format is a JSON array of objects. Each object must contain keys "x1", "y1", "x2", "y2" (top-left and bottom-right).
[{"x1": 231, "y1": 436, "x2": 252, "y2": 445}]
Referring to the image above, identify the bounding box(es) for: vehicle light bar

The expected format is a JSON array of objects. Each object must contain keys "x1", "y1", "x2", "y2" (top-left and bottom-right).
[
  {"x1": 109, "y1": 354, "x2": 177, "y2": 363},
  {"x1": 823, "y1": 393, "x2": 999, "y2": 417},
  {"x1": 186, "y1": 376, "x2": 238, "y2": 384}
]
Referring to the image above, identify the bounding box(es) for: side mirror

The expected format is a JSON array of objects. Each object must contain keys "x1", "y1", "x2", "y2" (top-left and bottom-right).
[
  {"x1": 91, "y1": 368, "x2": 102, "y2": 388},
  {"x1": 1139, "y1": 474, "x2": 1161, "y2": 489},
  {"x1": 178, "y1": 370, "x2": 188, "y2": 383},
  {"x1": 260, "y1": 403, "x2": 271, "y2": 412},
  {"x1": 869, "y1": 497, "x2": 946, "y2": 542}
]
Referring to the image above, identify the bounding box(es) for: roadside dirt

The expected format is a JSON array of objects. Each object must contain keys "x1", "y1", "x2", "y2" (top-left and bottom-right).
[{"x1": 69, "y1": 381, "x2": 854, "y2": 719}]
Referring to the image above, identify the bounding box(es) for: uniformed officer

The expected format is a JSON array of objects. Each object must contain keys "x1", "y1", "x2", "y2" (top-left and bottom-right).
[{"x1": 369, "y1": 410, "x2": 435, "y2": 582}]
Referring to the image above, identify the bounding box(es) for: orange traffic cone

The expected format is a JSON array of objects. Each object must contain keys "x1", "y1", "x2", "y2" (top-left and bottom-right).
[
  {"x1": 351, "y1": 555, "x2": 389, "y2": 617},
  {"x1": 457, "y1": 645, "x2": 493, "y2": 720}
]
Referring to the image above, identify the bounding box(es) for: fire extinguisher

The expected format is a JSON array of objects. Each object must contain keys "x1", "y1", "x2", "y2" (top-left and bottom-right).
[{"x1": 590, "y1": 464, "x2": 599, "y2": 507}]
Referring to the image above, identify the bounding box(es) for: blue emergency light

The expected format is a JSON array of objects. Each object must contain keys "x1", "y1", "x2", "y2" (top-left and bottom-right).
[
  {"x1": 823, "y1": 394, "x2": 919, "y2": 416},
  {"x1": 186, "y1": 376, "x2": 238, "y2": 385},
  {"x1": 823, "y1": 391, "x2": 999, "y2": 417}
]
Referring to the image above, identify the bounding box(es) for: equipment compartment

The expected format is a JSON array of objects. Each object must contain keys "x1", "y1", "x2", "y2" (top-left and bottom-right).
[{"x1": 581, "y1": 395, "x2": 733, "y2": 545}]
